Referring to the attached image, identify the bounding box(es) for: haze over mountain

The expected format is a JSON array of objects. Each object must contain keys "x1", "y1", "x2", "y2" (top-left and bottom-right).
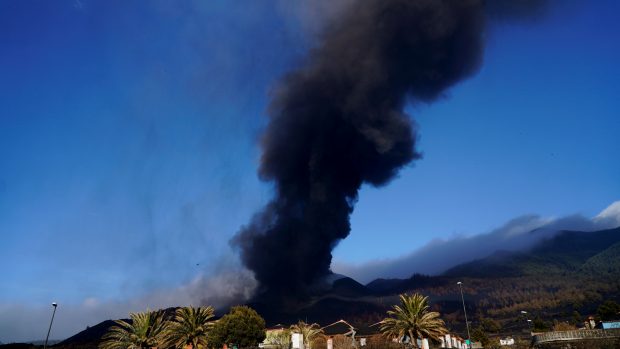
[
  {"x1": 333, "y1": 201, "x2": 620, "y2": 283},
  {"x1": 241, "y1": 224, "x2": 620, "y2": 333},
  {"x1": 4, "y1": 207, "x2": 620, "y2": 347},
  {"x1": 27, "y1": 223, "x2": 620, "y2": 349}
]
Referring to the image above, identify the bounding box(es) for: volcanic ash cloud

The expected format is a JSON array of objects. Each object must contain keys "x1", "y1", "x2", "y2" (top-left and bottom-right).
[{"x1": 232, "y1": 0, "x2": 548, "y2": 301}]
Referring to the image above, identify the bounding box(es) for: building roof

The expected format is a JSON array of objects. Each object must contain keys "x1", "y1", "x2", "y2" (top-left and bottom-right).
[
  {"x1": 602, "y1": 321, "x2": 620, "y2": 329},
  {"x1": 266, "y1": 324, "x2": 288, "y2": 332},
  {"x1": 322, "y1": 321, "x2": 355, "y2": 336}
]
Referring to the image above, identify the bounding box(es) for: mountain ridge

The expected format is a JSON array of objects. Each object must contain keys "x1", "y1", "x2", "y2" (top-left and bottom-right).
[{"x1": 21, "y1": 225, "x2": 619, "y2": 349}]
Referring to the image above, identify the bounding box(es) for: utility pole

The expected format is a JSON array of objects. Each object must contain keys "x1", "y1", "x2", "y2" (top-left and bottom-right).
[
  {"x1": 44, "y1": 302, "x2": 58, "y2": 349},
  {"x1": 457, "y1": 282, "x2": 471, "y2": 349}
]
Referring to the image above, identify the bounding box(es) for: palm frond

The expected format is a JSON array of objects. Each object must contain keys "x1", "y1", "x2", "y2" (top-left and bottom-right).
[
  {"x1": 162, "y1": 306, "x2": 215, "y2": 349},
  {"x1": 99, "y1": 310, "x2": 168, "y2": 349},
  {"x1": 290, "y1": 321, "x2": 323, "y2": 349},
  {"x1": 379, "y1": 293, "x2": 448, "y2": 348}
]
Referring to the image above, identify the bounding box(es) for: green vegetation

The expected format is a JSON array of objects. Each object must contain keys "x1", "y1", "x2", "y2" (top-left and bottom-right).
[
  {"x1": 581, "y1": 242, "x2": 620, "y2": 276},
  {"x1": 445, "y1": 228, "x2": 620, "y2": 280},
  {"x1": 163, "y1": 306, "x2": 215, "y2": 349},
  {"x1": 367, "y1": 227, "x2": 619, "y2": 334},
  {"x1": 597, "y1": 300, "x2": 620, "y2": 321},
  {"x1": 289, "y1": 321, "x2": 322, "y2": 349},
  {"x1": 379, "y1": 293, "x2": 447, "y2": 348},
  {"x1": 570, "y1": 310, "x2": 582, "y2": 326},
  {"x1": 99, "y1": 305, "x2": 265, "y2": 349},
  {"x1": 470, "y1": 326, "x2": 490, "y2": 347},
  {"x1": 532, "y1": 317, "x2": 550, "y2": 332},
  {"x1": 480, "y1": 317, "x2": 502, "y2": 333},
  {"x1": 89, "y1": 227, "x2": 620, "y2": 348},
  {"x1": 552, "y1": 320, "x2": 576, "y2": 331},
  {"x1": 264, "y1": 329, "x2": 292, "y2": 349},
  {"x1": 99, "y1": 310, "x2": 168, "y2": 349},
  {"x1": 208, "y1": 306, "x2": 266, "y2": 349}
]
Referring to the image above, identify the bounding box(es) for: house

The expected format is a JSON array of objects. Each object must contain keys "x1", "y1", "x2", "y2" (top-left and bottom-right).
[
  {"x1": 499, "y1": 337, "x2": 514, "y2": 346},
  {"x1": 262, "y1": 324, "x2": 290, "y2": 349},
  {"x1": 602, "y1": 321, "x2": 620, "y2": 329},
  {"x1": 584, "y1": 316, "x2": 597, "y2": 330}
]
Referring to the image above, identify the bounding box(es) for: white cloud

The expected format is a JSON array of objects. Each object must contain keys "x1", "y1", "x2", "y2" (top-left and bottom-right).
[
  {"x1": 332, "y1": 201, "x2": 620, "y2": 283},
  {"x1": 594, "y1": 200, "x2": 620, "y2": 228}
]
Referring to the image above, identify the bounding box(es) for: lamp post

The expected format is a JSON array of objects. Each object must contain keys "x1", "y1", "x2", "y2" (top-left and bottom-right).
[
  {"x1": 457, "y1": 282, "x2": 471, "y2": 349},
  {"x1": 521, "y1": 311, "x2": 531, "y2": 331},
  {"x1": 44, "y1": 302, "x2": 58, "y2": 349},
  {"x1": 521, "y1": 310, "x2": 534, "y2": 341}
]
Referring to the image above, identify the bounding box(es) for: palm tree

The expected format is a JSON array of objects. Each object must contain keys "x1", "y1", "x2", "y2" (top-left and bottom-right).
[
  {"x1": 290, "y1": 321, "x2": 323, "y2": 349},
  {"x1": 379, "y1": 293, "x2": 447, "y2": 348},
  {"x1": 99, "y1": 310, "x2": 168, "y2": 349},
  {"x1": 162, "y1": 306, "x2": 215, "y2": 349},
  {"x1": 265, "y1": 328, "x2": 292, "y2": 349}
]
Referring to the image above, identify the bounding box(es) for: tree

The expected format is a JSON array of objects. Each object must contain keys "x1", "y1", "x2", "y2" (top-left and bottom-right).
[
  {"x1": 597, "y1": 300, "x2": 620, "y2": 321},
  {"x1": 552, "y1": 321, "x2": 576, "y2": 331},
  {"x1": 480, "y1": 318, "x2": 501, "y2": 334},
  {"x1": 470, "y1": 326, "x2": 489, "y2": 347},
  {"x1": 163, "y1": 306, "x2": 215, "y2": 349},
  {"x1": 331, "y1": 335, "x2": 354, "y2": 349},
  {"x1": 290, "y1": 321, "x2": 323, "y2": 349},
  {"x1": 570, "y1": 310, "x2": 582, "y2": 326},
  {"x1": 99, "y1": 310, "x2": 168, "y2": 349},
  {"x1": 207, "y1": 306, "x2": 266, "y2": 349},
  {"x1": 309, "y1": 335, "x2": 326, "y2": 349},
  {"x1": 532, "y1": 317, "x2": 550, "y2": 332},
  {"x1": 379, "y1": 293, "x2": 447, "y2": 348}
]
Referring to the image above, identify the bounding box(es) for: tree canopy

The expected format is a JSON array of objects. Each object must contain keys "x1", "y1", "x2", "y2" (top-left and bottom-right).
[
  {"x1": 163, "y1": 306, "x2": 215, "y2": 349},
  {"x1": 208, "y1": 306, "x2": 266, "y2": 348},
  {"x1": 379, "y1": 293, "x2": 447, "y2": 348},
  {"x1": 597, "y1": 300, "x2": 620, "y2": 321},
  {"x1": 99, "y1": 310, "x2": 168, "y2": 349}
]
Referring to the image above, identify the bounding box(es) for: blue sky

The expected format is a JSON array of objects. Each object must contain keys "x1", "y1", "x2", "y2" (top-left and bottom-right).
[
  {"x1": 344, "y1": 1, "x2": 620, "y2": 262},
  {"x1": 0, "y1": 0, "x2": 619, "y2": 342}
]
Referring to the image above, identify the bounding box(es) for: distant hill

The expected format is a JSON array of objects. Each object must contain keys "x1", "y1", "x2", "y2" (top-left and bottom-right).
[
  {"x1": 367, "y1": 273, "x2": 447, "y2": 295},
  {"x1": 53, "y1": 226, "x2": 620, "y2": 346},
  {"x1": 0, "y1": 341, "x2": 61, "y2": 349},
  {"x1": 366, "y1": 227, "x2": 620, "y2": 296},
  {"x1": 55, "y1": 320, "x2": 117, "y2": 349},
  {"x1": 362, "y1": 226, "x2": 620, "y2": 334},
  {"x1": 581, "y1": 241, "x2": 620, "y2": 276},
  {"x1": 28, "y1": 341, "x2": 61, "y2": 346},
  {"x1": 0, "y1": 344, "x2": 38, "y2": 349},
  {"x1": 54, "y1": 308, "x2": 178, "y2": 349},
  {"x1": 330, "y1": 277, "x2": 372, "y2": 298},
  {"x1": 442, "y1": 227, "x2": 620, "y2": 278}
]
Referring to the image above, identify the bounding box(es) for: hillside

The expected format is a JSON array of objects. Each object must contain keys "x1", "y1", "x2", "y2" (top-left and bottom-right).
[
  {"x1": 364, "y1": 226, "x2": 620, "y2": 334},
  {"x1": 581, "y1": 241, "x2": 620, "y2": 276},
  {"x1": 54, "y1": 320, "x2": 118, "y2": 349},
  {"x1": 438, "y1": 227, "x2": 620, "y2": 278},
  {"x1": 49, "y1": 226, "x2": 620, "y2": 347}
]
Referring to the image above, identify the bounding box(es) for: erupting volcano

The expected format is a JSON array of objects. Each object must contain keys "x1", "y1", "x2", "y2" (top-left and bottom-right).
[{"x1": 232, "y1": 0, "x2": 548, "y2": 303}]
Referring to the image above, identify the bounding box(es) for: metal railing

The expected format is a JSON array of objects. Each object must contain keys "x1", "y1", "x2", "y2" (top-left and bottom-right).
[{"x1": 532, "y1": 328, "x2": 620, "y2": 344}]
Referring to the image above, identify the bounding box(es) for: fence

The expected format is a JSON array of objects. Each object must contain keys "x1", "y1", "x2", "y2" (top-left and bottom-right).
[{"x1": 532, "y1": 328, "x2": 620, "y2": 345}]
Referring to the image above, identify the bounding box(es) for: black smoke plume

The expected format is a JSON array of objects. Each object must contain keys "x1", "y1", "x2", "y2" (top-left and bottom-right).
[{"x1": 232, "y1": 0, "x2": 540, "y2": 301}]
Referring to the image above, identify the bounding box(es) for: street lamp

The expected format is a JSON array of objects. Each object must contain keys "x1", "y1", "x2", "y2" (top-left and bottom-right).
[
  {"x1": 44, "y1": 302, "x2": 58, "y2": 349},
  {"x1": 457, "y1": 282, "x2": 471, "y2": 349},
  {"x1": 521, "y1": 311, "x2": 533, "y2": 337}
]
